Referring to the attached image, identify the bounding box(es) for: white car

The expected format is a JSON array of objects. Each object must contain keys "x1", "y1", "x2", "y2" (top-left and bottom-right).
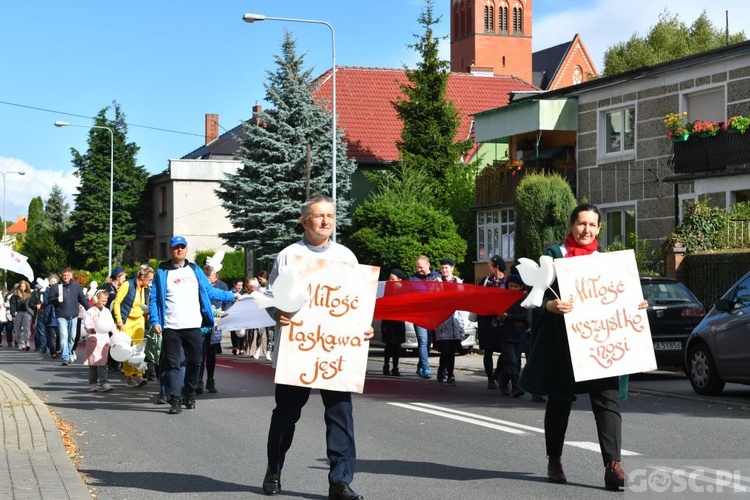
[{"x1": 370, "y1": 312, "x2": 477, "y2": 354}]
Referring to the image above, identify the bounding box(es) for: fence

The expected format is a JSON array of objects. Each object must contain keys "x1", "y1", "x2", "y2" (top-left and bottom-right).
[
  {"x1": 684, "y1": 250, "x2": 750, "y2": 306},
  {"x1": 727, "y1": 219, "x2": 750, "y2": 247}
]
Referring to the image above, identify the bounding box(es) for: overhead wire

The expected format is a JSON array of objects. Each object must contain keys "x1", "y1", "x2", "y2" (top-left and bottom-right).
[{"x1": 0, "y1": 99, "x2": 204, "y2": 138}]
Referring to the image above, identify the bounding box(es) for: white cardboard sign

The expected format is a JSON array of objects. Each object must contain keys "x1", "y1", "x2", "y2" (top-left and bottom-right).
[
  {"x1": 554, "y1": 249, "x2": 657, "y2": 382},
  {"x1": 273, "y1": 258, "x2": 380, "y2": 393}
]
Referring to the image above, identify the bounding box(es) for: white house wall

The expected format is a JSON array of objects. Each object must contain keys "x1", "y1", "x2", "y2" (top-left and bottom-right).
[{"x1": 151, "y1": 158, "x2": 241, "y2": 261}]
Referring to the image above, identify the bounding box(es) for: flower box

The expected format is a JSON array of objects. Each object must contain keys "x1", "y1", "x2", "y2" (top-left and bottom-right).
[{"x1": 672, "y1": 132, "x2": 750, "y2": 174}]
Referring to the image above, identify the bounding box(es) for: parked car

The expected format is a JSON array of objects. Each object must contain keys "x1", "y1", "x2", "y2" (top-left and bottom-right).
[
  {"x1": 641, "y1": 276, "x2": 706, "y2": 369},
  {"x1": 370, "y1": 312, "x2": 477, "y2": 354},
  {"x1": 685, "y1": 270, "x2": 750, "y2": 395}
]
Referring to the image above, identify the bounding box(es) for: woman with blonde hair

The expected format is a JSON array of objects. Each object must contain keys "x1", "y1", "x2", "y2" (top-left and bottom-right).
[
  {"x1": 10, "y1": 281, "x2": 33, "y2": 350},
  {"x1": 113, "y1": 265, "x2": 154, "y2": 387}
]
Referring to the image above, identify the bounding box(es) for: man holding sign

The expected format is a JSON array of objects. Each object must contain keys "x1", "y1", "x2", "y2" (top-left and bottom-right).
[{"x1": 262, "y1": 194, "x2": 373, "y2": 500}]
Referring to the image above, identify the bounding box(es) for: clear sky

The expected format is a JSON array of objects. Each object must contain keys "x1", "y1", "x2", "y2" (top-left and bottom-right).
[{"x1": 2, "y1": 1, "x2": 748, "y2": 222}]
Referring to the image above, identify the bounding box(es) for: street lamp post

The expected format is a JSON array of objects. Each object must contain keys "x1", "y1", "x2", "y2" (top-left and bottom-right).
[
  {"x1": 54, "y1": 121, "x2": 114, "y2": 277},
  {"x1": 242, "y1": 12, "x2": 337, "y2": 241},
  {"x1": 1, "y1": 170, "x2": 26, "y2": 290}
]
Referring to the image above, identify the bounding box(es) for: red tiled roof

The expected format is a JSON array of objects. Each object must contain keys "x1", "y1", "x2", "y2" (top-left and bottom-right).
[
  {"x1": 6, "y1": 217, "x2": 27, "y2": 234},
  {"x1": 313, "y1": 66, "x2": 537, "y2": 163}
]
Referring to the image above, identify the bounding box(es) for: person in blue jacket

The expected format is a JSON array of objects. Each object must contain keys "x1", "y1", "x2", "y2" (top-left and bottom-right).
[{"x1": 148, "y1": 236, "x2": 238, "y2": 414}]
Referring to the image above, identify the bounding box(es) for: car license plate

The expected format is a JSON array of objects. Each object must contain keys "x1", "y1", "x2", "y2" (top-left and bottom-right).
[{"x1": 653, "y1": 341, "x2": 682, "y2": 351}]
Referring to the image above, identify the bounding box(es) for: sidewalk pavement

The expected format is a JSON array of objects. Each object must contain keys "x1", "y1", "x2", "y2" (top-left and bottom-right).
[{"x1": 0, "y1": 369, "x2": 91, "y2": 500}]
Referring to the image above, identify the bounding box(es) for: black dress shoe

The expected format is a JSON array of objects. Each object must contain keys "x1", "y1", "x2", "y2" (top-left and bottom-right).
[
  {"x1": 168, "y1": 399, "x2": 182, "y2": 414},
  {"x1": 183, "y1": 394, "x2": 196, "y2": 410},
  {"x1": 329, "y1": 482, "x2": 363, "y2": 500},
  {"x1": 262, "y1": 468, "x2": 281, "y2": 495}
]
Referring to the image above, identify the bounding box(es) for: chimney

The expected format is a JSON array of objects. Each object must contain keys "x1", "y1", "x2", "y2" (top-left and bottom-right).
[
  {"x1": 251, "y1": 102, "x2": 263, "y2": 126},
  {"x1": 205, "y1": 114, "x2": 219, "y2": 145}
]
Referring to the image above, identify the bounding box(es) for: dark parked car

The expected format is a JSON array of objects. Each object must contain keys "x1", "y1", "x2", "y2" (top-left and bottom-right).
[
  {"x1": 685, "y1": 270, "x2": 750, "y2": 395},
  {"x1": 641, "y1": 276, "x2": 706, "y2": 369}
]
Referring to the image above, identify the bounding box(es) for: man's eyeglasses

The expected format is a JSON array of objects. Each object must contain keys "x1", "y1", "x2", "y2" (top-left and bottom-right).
[{"x1": 171, "y1": 244, "x2": 187, "y2": 250}]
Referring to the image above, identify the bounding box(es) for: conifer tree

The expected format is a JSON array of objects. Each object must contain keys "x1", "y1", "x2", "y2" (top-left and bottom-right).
[
  {"x1": 393, "y1": 0, "x2": 472, "y2": 185},
  {"x1": 67, "y1": 102, "x2": 148, "y2": 270},
  {"x1": 217, "y1": 31, "x2": 356, "y2": 264},
  {"x1": 44, "y1": 185, "x2": 70, "y2": 232}
]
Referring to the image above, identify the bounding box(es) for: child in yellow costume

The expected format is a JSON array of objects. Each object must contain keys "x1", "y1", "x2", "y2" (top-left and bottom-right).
[{"x1": 113, "y1": 265, "x2": 155, "y2": 387}]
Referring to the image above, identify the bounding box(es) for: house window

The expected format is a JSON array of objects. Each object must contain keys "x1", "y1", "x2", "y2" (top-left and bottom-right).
[
  {"x1": 603, "y1": 106, "x2": 635, "y2": 155},
  {"x1": 498, "y1": 5, "x2": 508, "y2": 32},
  {"x1": 736, "y1": 190, "x2": 750, "y2": 204},
  {"x1": 512, "y1": 6, "x2": 523, "y2": 34},
  {"x1": 685, "y1": 87, "x2": 725, "y2": 123},
  {"x1": 602, "y1": 206, "x2": 636, "y2": 247},
  {"x1": 159, "y1": 186, "x2": 167, "y2": 215},
  {"x1": 477, "y1": 208, "x2": 515, "y2": 261},
  {"x1": 160, "y1": 242, "x2": 167, "y2": 260}
]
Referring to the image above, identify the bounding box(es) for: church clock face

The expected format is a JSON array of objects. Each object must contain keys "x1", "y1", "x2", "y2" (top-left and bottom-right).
[{"x1": 573, "y1": 66, "x2": 583, "y2": 85}]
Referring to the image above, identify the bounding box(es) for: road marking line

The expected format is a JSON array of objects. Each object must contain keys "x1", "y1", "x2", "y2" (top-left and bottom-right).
[
  {"x1": 391, "y1": 402, "x2": 640, "y2": 456},
  {"x1": 409, "y1": 402, "x2": 544, "y2": 433},
  {"x1": 563, "y1": 441, "x2": 639, "y2": 456},
  {"x1": 389, "y1": 402, "x2": 526, "y2": 434}
]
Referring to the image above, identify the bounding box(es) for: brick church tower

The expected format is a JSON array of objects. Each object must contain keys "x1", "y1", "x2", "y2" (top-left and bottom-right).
[{"x1": 450, "y1": 0, "x2": 533, "y2": 83}]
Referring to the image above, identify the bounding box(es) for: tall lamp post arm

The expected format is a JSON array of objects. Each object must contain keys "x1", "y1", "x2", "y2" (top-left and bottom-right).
[
  {"x1": 54, "y1": 121, "x2": 114, "y2": 277},
  {"x1": 242, "y1": 13, "x2": 337, "y2": 241},
  {"x1": 1, "y1": 170, "x2": 26, "y2": 290}
]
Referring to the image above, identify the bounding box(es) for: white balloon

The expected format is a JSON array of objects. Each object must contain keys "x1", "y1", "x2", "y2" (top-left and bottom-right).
[
  {"x1": 236, "y1": 329, "x2": 246, "y2": 338},
  {"x1": 94, "y1": 313, "x2": 116, "y2": 334},
  {"x1": 109, "y1": 331, "x2": 132, "y2": 348},
  {"x1": 109, "y1": 344, "x2": 133, "y2": 362},
  {"x1": 127, "y1": 352, "x2": 146, "y2": 366}
]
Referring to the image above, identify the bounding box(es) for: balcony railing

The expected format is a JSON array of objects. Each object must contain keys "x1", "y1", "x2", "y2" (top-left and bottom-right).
[
  {"x1": 475, "y1": 162, "x2": 575, "y2": 206},
  {"x1": 670, "y1": 132, "x2": 750, "y2": 174}
]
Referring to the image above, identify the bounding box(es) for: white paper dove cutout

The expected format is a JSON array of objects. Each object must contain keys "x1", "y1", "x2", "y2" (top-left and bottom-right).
[
  {"x1": 250, "y1": 266, "x2": 308, "y2": 313},
  {"x1": 206, "y1": 250, "x2": 225, "y2": 273},
  {"x1": 516, "y1": 256, "x2": 557, "y2": 309},
  {"x1": 36, "y1": 277, "x2": 49, "y2": 293}
]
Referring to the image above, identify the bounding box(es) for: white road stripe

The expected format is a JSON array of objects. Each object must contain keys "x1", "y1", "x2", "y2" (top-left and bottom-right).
[
  {"x1": 389, "y1": 402, "x2": 526, "y2": 434},
  {"x1": 391, "y1": 402, "x2": 640, "y2": 456},
  {"x1": 566, "y1": 441, "x2": 639, "y2": 456},
  {"x1": 409, "y1": 402, "x2": 544, "y2": 433}
]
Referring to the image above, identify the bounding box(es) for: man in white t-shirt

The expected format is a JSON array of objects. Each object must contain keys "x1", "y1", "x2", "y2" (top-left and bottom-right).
[
  {"x1": 149, "y1": 236, "x2": 237, "y2": 414},
  {"x1": 262, "y1": 194, "x2": 373, "y2": 500}
]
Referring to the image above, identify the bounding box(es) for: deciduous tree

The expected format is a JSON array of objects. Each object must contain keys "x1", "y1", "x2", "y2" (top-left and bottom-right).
[{"x1": 603, "y1": 10, "x2": 746, "y2": 76}]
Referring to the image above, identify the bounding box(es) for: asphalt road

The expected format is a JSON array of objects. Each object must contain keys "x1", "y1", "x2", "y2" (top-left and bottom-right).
[{"x1": 3, "y1": 344, "x2": 750, "y2": 500}]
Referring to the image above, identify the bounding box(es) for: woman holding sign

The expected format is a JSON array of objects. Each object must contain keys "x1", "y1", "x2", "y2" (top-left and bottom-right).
[{"x1": 519, "y1": 204, "x2": 643, "y2": 491}]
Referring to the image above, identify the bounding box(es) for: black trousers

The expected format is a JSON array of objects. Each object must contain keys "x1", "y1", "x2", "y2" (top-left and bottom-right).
[
  {"x1": 162, "y1": 327, "x2": 202, "y2": 401},
  {"x1": 267, "y1": 384, "x2": 356, "y2": 485},
  {"x1": 544, "y1": 377, "x2": 622, "y2": 465}
]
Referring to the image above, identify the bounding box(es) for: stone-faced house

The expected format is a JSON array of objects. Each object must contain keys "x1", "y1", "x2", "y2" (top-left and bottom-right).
[{"x1": 473, "y1": 40, "x2": 750, "y2": 273}]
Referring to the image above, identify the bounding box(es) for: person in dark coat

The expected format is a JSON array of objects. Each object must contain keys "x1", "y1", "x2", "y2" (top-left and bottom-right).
[
  {"x1": 496, "y1": 273, "x2": 528, "y2": 397},
  {"x1": 518, "y1": 204, "x2": 647, "y2": 491},
  {"x1": 477, "y1": 255, "x2": 506, "y2": 389},
  {"x1": 381, "y1": 269, "x2": 406, "y2": 376}
]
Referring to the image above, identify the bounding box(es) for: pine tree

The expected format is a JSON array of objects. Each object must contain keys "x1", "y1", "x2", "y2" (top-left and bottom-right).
[
  {"x1": 393, "y1": 0, "x2": 472, "y2": 184},
  {"x1": 216, "y1": 31, "x2": 356, "y2": 264},
  {"x1": 44, "y1": 185, "x2": 70, "y2": 232},
  {"x1": 67, "y1": 102, "x2": 148, "y2": 270}
]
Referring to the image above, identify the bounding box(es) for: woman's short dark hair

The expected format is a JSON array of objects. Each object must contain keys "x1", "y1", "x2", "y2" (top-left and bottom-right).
[{"x1": 569, "y1": 203, "x2": 601, "y2": 225}]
